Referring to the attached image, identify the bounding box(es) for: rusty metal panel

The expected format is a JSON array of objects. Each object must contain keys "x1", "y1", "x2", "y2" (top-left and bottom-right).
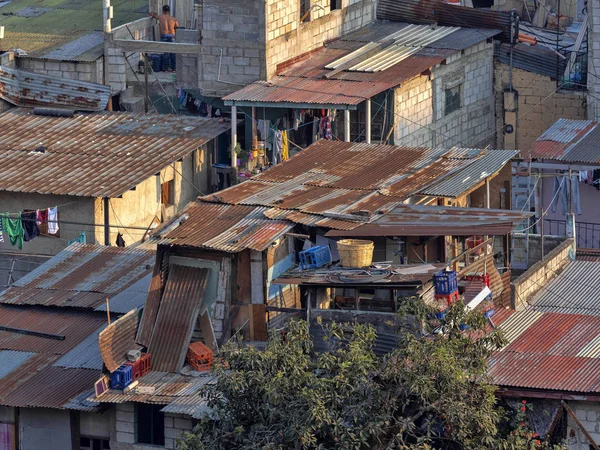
[
  {"x1": 99, "y1": 309, "x2": 143, "y2": 373},
  {"x1": 0, "y1": 65, "x2": 110, "y2": 111},
  {"x1": 0, "y1": 108, "x2": 232, "y2": 198},
  {"x1": 147, "y1": 266, "x2": 209, "y2": 372}
]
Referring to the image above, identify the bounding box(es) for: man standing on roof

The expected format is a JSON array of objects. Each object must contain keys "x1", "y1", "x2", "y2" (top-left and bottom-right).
[{"x1": 149, "y1": 5, "x2": 179, "y2": 72}]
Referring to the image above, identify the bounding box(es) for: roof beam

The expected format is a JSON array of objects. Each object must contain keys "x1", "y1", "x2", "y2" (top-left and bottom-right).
[
  {"x1": 528, "y1": 161, "x2": 600, "y2": 171},
  {"x1": 111, "y1": 39, "x2": 201, "y2": 54},
  {"x1": 224, "y1": 100, "x2": 358, "y2": 110}
]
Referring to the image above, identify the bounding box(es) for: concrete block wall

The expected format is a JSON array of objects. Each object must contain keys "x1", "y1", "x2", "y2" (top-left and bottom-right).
[
  {"x1": 176, "y1": 29, "x2": 200, "y2": 89},
  {"x1": 199, "y1": 0, "x2": 266, "y2": 97},
  {"x1": 494, "y1": 63, "x2": 586, "y2": 152},
  {"x1": 567, "y1": 401, "x2": 600, "y2": 449},
  {"x1": 394, "y1": 40, "x2": 494, "y2": 148},
  {"x1": 107, "y1": 46, "x2": 128, "y2": 93},
  {"x1": 265, "y1": 0, "x2": 376, "y2": 79},
  {"x1": 111, "y1": 403, "x2": 194, "y2": 450},
  {"x1": 15, "y1": 57, "x2": 102, "y2": 84}
]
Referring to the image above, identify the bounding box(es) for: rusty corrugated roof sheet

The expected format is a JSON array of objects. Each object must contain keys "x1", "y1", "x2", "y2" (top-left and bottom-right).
[
  {"x1": 529, "y1": 119, "x2": 600, "y2": 163},
  {"x1": 147, "y1": 266, "x2": 209, "y2": 372},
  {"x1": 488, "y1": 310, "x2": 600, "y2": 393},
  {"x1": 0, "y1": 243, "x2": 154, "y2": 309},
  {"x1": 156, "y1": 203, "x2": 294, "y2": 252},
  {"x1": 576, "y1": 248, "x2": 600, "y2": 262},
  {"x1": 1, "y1": 366, "x2": 100, "y2": 409},
  {"x1": 99, "y1": 309, "x2": 143, "y2": 373},
  {"x1": 224, "y1": 20, "x2": 498, "y2": 106},
  {"x1": 0, "y1": 65, "x2": 110, "y2": 111},
  {"x1": 0, "y1": 108, "x2": 232, "y2": 197},
  {"x1": 325, "y1": 204, "x2": 533, "y2": 237}
]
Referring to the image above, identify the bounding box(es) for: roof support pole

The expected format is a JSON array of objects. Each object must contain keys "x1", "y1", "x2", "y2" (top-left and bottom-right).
[
  {"x1": 231, "y1": 105, "x2": 238, "y2": 168},
  {"x1": 103, "y1": 0, "x2": 112, "y2": 32},
  {"x1": 485, "y1": 178, "x2": 490, "y2": 209},
  {"x1": 365, "y1": 98, "x2": 371, "y2": 144},
  {"x1": 344, "y1": 109, "x2": 351, "y2": 142},
  {"x1": 103, "y1": 197, "x2": 110, "y2": 246}
]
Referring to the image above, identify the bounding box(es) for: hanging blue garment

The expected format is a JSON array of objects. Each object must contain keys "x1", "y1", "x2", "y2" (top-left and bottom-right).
[{"x1": 67, "y1": 232, "x2": 86, "y2": 246}]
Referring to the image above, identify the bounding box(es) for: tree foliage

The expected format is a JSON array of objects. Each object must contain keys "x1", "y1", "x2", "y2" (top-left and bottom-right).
[{"x1": 179, "y1": 301, "x2": 564, "y2": 450}]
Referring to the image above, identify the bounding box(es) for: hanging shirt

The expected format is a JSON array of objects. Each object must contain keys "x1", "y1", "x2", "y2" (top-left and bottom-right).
[
  {"x1": 257, "y1": 120, "x2": 270, "y2": 141},
  {"x1": 281, "y1": 130, "x2": 289, "y2": 161},
  {"x1": 48, "y1": 207, "x2": 59, "y2": 235},
  {"x1": 37, "y1": 209, "x2": 48, "y2": 234},
  {"x1": 0, "y1": 218, "x2": 3, "y2": 243},
  {"x1": 273, "y1": 130, "x2": 283, "y2": 165},
  {"x1": 1, "y1": 213, "x2": 24, "y2": 250},
  {"x1": 22, "y1": 210, "x2": 39, "y2": 242}
]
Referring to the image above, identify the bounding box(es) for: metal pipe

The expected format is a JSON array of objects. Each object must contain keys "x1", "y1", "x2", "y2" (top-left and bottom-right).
[
  {"x1": 365, "y1": 98, "x2": 371, "y2": 144},
  {"x1": 144, "y1": 53, "x2": 149, "y2": 114},
  {"x1": 485, "y1": 178, "x2": 490, "y2": 208},
  {"x1": 103, "y1": 197, "x2": 110, "y2": 246},
  {"x1": 103, "y1": 0, "x2": 112, "y2": 33},
  {"x1": 231, "y1": 105, "x2": 238, "y2": 167},
  {"x1": 344, "y1": 109, "x2": 351, "y2": 142}
]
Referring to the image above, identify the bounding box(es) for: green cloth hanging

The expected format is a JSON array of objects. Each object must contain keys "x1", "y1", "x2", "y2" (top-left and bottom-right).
[{"x1": 1, "y1": 213, "x2": 24, "y2": 250}]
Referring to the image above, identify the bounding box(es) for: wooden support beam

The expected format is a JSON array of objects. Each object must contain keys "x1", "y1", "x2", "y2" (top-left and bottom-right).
[
  {"x1": 111, "y1": 39, "x2": 201, "y2": 54},
  {"x1": 563, "y1": 402, "x2": 600, "y2": 450},
  {"x1": 0, "y1": 325, "x2": 65, "y2": 341}
]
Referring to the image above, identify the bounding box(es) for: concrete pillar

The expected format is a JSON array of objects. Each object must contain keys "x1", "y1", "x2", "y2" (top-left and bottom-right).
[
  {"x1": 365, "y1": 99, "x2": 371, "y2": 144},
  {"x1": 231, "y1": 105, "x2": 237, "y2": 167},
  {"x1": 344, "y1": 109, "x2": 351, "y2": 142},
  {"x1": 103, "y1": 0, "x2": 112, "y2": 32},
  {"x1": 566, "y1": 212, "x2": 577, "y2": 258}
]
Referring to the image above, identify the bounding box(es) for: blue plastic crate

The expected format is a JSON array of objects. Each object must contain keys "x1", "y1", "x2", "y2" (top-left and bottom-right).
[
  {"x1": 434, "y1": 270, "x2": 458, "y2": 296},
  {"x1": 110, "y1": 364, "x2": 133, "y2": 389},
  {"x1": 298, "y1": 246, "x2": 331, "y2": 270}
]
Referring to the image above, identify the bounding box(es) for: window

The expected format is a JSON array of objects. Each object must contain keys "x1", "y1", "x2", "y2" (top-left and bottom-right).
[
  {"x1": 330, "y1": 0, "x2": 341, "y2": 10},
  {"x1": 161, "y1": 180, "x2": 175, "y2": 206},
  {"x1": 80, "y1": 437, "x2": 110, "y2": 450},
  {"x1": 300, "y1": 0, "x2": 311, "y2": 22},
  {"x1": 136, "y1": 404, "x2": 164, "y2": 446},
  {"x1": 444, "y1": 84, "x2": 462, "y2": 116}
]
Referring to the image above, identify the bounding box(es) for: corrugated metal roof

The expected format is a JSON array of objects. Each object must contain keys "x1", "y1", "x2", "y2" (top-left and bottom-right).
[
  {"x1": 530, "y1": 260, "x2": 600, "y2": 315},
  {"x1": 495, "y1": 42, "x2": 562, "y2": 79},
  {"x1": 419, "y1": 149, "x2": 518, "y2": 197},
  {"x1": 377, "y1": 0, "x2": 513, "y2": 41},
  {"x1": 0, "y1": 243, "x2": 154, "y2": 309},
  {"x1": 529, "y1": 119, "x2": 600, "y2": 163},
  {"x1": 157, "y1": 203, "x2": 294, "y2": 252},
  {"x1": 325, "y1": 203, "x2": 533, "y2": 237},
  {"x1": 225, "y1": 20, "x2": 496, "y2": 106},
  {"x1": 1, "y1": 366, "x2": 100, "y2": 408},
  {"x1": 62, "y1": 388, "x2": 100, "y2": 412},
  {"x1": 147, "y1": 266, "x2": 209, "y2": 373},
  {"x1": 95, "y1": 273, "x2": 152, "y2": 314},
  {"x1": 488, "y1": 309, "x2": 600, "y2": 393},
  {"x1": 0, "y1": 65, "x2": 110, "y2": 111},
  {"x1": 99, "y1": 309, "x2": 143, "y2": 373},
  {"x1": 0, "y1": 350, "x2": 36, "y2": 380},
  {"x1": 53, "y1": 325, "x2": 104, "y2": 370},
  {"x1": 0, "y1": 108, "x2": 232, "y2": 197}
]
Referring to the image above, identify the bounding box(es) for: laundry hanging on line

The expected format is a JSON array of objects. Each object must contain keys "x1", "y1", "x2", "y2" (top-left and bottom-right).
[
  {"x1": 1, "y1": 213, "x2": 24, "y2": 250},
  {"x1": 0, "y1": 206, "x2": 60, "y2": 249}
]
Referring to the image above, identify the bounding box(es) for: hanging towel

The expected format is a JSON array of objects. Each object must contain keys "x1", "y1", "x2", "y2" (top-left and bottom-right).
[
  {"x1": 37, "y1": 209, "x2": 48, "y2": 234},
  {"x1": 281, "y1": 130, "x2": 289, "y2": 161},
  {"x1": 1, "y1": 213, "x2": 24, "y2": 250},
  {"x1": 0, "y1": 218, "x2": 3, "y2": 243},
  {"x1": 67, "y1": 232, "x2": 87, "y2": 246},
  {"x1": 36, "y1": 209, "x2": 42, "y2": 226},
  {"x1": 257, "y1": 119, "x2": 270, "y2": 141},
  {"x1": 273, "y1": 130, "x2": 283, "y2": 165},
  {"x1": 22, "y1": 210, "x2": 39, "y2": 242},
  {"x1": 48, "y1": 207, "x2": 59, "y2": 235}
]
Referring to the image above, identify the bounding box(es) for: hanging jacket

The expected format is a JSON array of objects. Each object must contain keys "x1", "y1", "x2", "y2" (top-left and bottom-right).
[
  {"x1": 282, "y1": 130, "x2": 289, "y2": 161},
  {"x1": 22, "y1": 210, "x2": 39, "y2": 242}
]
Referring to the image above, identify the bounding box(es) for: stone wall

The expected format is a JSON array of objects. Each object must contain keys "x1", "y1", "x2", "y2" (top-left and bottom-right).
[
  {"x1": 265, "y1": 0, "x2": 376, "y2": 80},
  {"x1": 494, "y1": 63, "x2": 586, "y2": 152},
  {"x1": 111, "y1": 403, "x2": 194, "y2": 450},
  {"x1": 394, "y1": 40, "x2": 495, "y2": 148},
  {"x1": 511, "y1": 238, "x2": 574, "y2": 309},
  {"x1": 17, "y1": 58, "x2": 103, "y2": 84},
  {"x1": 567, "y1": 401, "x2": 600, "y2": 450}
]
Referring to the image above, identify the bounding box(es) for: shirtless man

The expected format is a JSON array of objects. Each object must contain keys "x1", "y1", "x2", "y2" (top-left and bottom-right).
[{"x1": 149, "y1": 5, "x2": 179, "y2": 71}]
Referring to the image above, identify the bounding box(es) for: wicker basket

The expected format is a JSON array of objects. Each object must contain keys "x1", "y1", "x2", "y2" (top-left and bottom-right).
[{"x1": 337, "y1": 239, "x2": 374, "y2": 268}]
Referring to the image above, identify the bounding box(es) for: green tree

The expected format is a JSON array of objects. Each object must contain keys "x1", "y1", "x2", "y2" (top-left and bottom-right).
[{"x1": 179, "y1": 301, "x2": 564, "y2": 450}]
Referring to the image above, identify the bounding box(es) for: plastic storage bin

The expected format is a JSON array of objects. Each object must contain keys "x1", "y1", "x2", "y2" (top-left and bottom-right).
[
  {"x1": 434, "y1": 270, "x2": 458, "y2": 296},
  {"x1": 111, "y1": 364, "x2": 133, "y2": 389},
  {"x1": 186, "y1": 341, "x2": 213, "y2": 372},
  {"x1": 125, "y1": 353, "x2": 152, "y2": 381},
  {"x1": 298, "y1": 246, "x2": 332, "y2": 270}
]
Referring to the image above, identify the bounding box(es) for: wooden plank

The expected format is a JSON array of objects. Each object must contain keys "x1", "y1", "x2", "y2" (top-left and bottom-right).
[
  {"x1": 0, "y1": 326, "x2": 64, "y2": 341},
  {"x1": 563, "y1": 402, "x2": 600, "y2": 450},
  {"x1": 253, "y1": 304, "x2": 268, "y2": 341},
  {"x1": 112, "y1": 39, "x2": 201, "y2": 54},
  {"x1": 236, "y1": 250, "x2": 251, "y2": 304}
]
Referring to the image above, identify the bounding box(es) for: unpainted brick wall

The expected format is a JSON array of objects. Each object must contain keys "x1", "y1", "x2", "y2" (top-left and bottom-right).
[
  {"x1": 394, "y1": 40, "x2": 495, "y2": 148},
  {"x1": 494, "y1": 63, "x2": 586, "y2": 152}
]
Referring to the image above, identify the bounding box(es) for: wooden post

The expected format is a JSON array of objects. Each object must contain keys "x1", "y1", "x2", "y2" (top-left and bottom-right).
[
  {"x1": 143, "y1": 53, "x2": 149, "y2": 113},
  {"x1": 365, "y1": 98, "x2": 371, "y2": 144},
  {"x1": 485, "y1": 178, "x2": 490, "y2": 208},
  {"x1": 344, "y1": 109, "x2": 351, "y2": 142},
  {"x1": 105, "y1": 298, "x2": 111, "y2": 325},
  {"x1": 231, "y1": 105, "x2": 238, "y2": 167}
]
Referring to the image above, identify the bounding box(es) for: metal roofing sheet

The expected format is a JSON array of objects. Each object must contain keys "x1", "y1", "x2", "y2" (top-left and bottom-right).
[
  {"x1": 159, "y1": 203, "x2": 294, "y2": 252},
  {"x1": 419, "y1": 149, "x2": 518, "y2": 197},
  {"x1": 0, "y1": 305, "x2": 107, "y2": 355},
  {"x1": 1, "y1": 366, "x2": 100, "y2": 408},
  {"x1": 99, "y1": 309, "x2": 143, "y2": 373},
  {"x1": 147, "y1": 266, "x2": 209, "y2": 373},
  {"x1": 495, "y1": 42, "x2": 562, "y2": 79},
  {"x1": 0, "y1": 108, "x2": 231, "y2": 197},
  {"x1": 530, "y1": 260, "x2": 600, "y2": 315},
  {"x1": 0, "y1": 350, "x2": 36, "y2": 380},
  {"x1": 529, "y1": 119, "x2": 599, "y2": 161},
  {"x1": 0, "y1": 243, "x2": 154, "y2": 309},
  {"x1": 53, "y1": 325, "x2": 104, "y2": 370},
  {"x1": 0, "y1": 65, "x2": 110, "y2": 111},
  {"x1": 95, "y1": 273, "x2": 152, "y2": 314}
]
